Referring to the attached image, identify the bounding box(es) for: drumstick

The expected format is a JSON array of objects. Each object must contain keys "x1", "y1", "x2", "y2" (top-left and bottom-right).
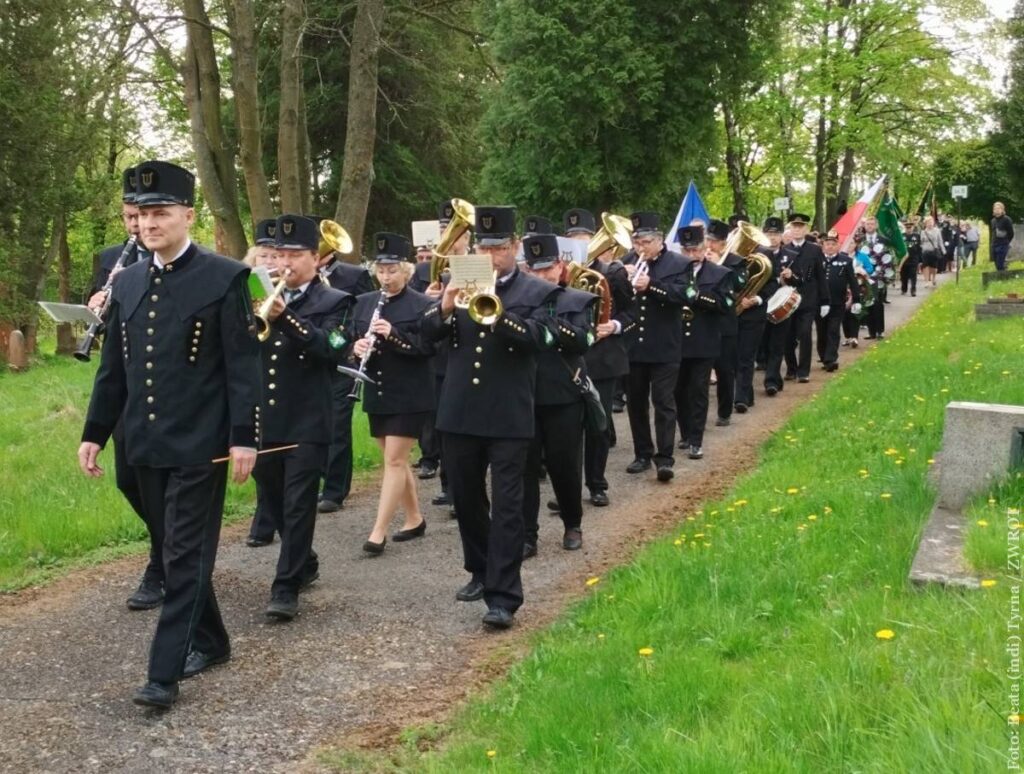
[{"x1": 211, "y1": 444, "x2": 299, "y2": 464}]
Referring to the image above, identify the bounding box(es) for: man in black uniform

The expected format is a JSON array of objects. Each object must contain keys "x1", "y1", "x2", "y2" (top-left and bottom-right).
[
  {"x1": 705, "y1": 218, "x2": 746, "y2": 427},
  {"x1": 816, "y1": 230, "x2": 861, "y2": 372},
  {"x1": 623, "y1": 212, "x2": 689, "y2": 482},
  {"x1": 673, "y1": 225, "x2": 732, "y2": 459},
  {"x1": 782, "y1": 214, "x2": 829, "y2": 384},
  {"x1": 253, "y1": 215, "x2": 354, "y2": 621},
  {"x1": 900, "y1": 220, "x2": 921, "y2": 296},
  {"x1": 422, "y1": 205, "x2": 560, "y2": 630},
  {"x1": 762, "y1": 217, "x2": 792, "y2": 396},
  {"x1": 314, "y1": 218, "x2": 374, "y2": 515},
  {"x1": 520, "y1": 234, "x2": 598, "y2": 557},
  {"x1": 734, "y1": 219, "x2": 779, "y2": 414},
  {"x1": 78, "y1": 160, "x2": 261, "y2": 709},
  {"x1": 85, "y1": 166, "x2": 164, "y2": 610}
]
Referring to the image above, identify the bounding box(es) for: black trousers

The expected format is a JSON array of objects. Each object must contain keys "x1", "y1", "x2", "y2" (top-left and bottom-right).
[
  {"x1": 584, "y1": 377, "x2": 618, "y2": 493},
  {"x1": 135, "y1": 464, "x2": 230, "y2": 684},
  {"x1": 113, "y1": 417, "x2": 163, "y2": 584},
  {"x1": 626, "y1": 361, "x2": 680, "y2": 466},
  {"x1": 252, "y1": 443, "x2": 325, "y2": 598},
  {"x1": 785, "y1": 310, "x2": 815, "y2": 379},
  {"x1": 714, "y1": 333, "x2": 738, "y2": 420},
  {"x1": 442, "y1": 432, "x2": 529, "y2": 612},
  {"x1": 417, "y1": 373, "x2": 445, "y2": 468},
  {"x1": 866, "y1": 296, "x2": 885, "y2": 337},
  {"x1": 524, "y1": 402, "x2": 584, "y2": 544},
  {"x1": 818, "y1": 308, "x2": 844, "y2": 366},
  {"x1": 735, "y1": 316, "x2": 765, "y2": 407},
  {"x1": 900, "y1": 262, "x2": 918, "y2": 294},
  {"x1": 842, "y1": 310, "x2": 861, "y2": 339},
  {"x1": 676, "y1": 357, "x2": 714, "y2": 448},
  {"x1": 321, "y1": 373, "x2": 355, "y2": 504},
  {"x1": 764, "y1": 316, "x2": 792, "y2": 391}
]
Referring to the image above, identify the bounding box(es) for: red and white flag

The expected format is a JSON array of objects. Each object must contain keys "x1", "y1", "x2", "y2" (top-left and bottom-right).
[{"x1": 831, "y1": 174, "x2": 887, "y2": 254}]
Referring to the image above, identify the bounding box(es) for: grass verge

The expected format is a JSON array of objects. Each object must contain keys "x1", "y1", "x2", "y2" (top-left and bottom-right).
[{"x1": 390, "y1": 268, "x2": 1024, "y2": 771}]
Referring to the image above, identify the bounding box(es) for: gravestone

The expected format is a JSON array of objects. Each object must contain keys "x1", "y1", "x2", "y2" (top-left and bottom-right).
[
  {"x1": 975, "y1": 295, "x2": 1024, "y2": 320},
  {"x1": 981, "y1": 267, "x2": 1024, "y2": 288},
  {"x1": 8, "y1": 329, "x2": 28, "y2": 371}
]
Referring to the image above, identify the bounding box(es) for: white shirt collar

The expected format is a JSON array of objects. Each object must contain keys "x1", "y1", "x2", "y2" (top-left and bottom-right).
[
  {"x1": 153, "y1": 239, "x2": 192, "y2": 269},
  {"x1": 792, "y1": 240, "x2": 805, "y2": 248}
]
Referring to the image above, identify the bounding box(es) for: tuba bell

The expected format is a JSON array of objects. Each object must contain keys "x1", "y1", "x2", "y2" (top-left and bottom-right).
[
  {"x1": 565, "y1": 262, "x2": 613, "y2": 325},
  {"x1": 724, "y1": 221, "x2": 775, "y2": 315},
  {"x1": 431, "y1": 198, "x2": 475, "y2": 285},
  {"x1": 586, "y1": 212, "x2": 634, "y2": 265},
  {"x1": 318, "y1": 219, "x2": 354, "y2": 260}
]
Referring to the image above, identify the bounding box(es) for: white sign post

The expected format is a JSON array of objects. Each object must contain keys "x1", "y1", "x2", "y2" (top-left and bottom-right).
[
  {"x1": 773, "y1": 197, "x2": 791, "y2": 213},
  {"x1": 951, "y1": 185, "x2": 968, "y2": 284},
  {"x1": 951, "y1": 185, "x2": 968, "y2": 199}
]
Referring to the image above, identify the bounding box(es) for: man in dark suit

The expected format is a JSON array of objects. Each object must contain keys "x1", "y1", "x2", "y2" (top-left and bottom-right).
[
  {"x1": 816, "y1": 230, "x2": 861, "y2": 372},
  {"x1": 782, "y1": 214, "x2": 829, "y2": 383},
  {"x1": 78, "y1": 160, "x2": 262, "y2": 709},
  {"x1": 705, "y1": 218, "x2": 746, "y2": 427},
  {"x1": 422, "y1": 205, "x2": 560, "y2": 630},
  {"x1": 734, "y1": 218, "x2": 779, "y2": 413}
]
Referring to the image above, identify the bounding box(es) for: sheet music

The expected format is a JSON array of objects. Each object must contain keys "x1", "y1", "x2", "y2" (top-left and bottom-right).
[
  {"x1": 37, "y1": 302, "x2": 103, "y2": 326},
  {"x1": 412, "y1": 220, "x2": 441, "y2": 248},
  {"x1": 446, "y1": 254, "x2": 494, "y2": 293}
]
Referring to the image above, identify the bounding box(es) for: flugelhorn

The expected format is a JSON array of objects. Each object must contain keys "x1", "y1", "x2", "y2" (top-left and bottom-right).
[
  {"x1": 430, "y1": 198, "x2": 475, "y2": 285},
  {"x1": 319, "y1": 219, "x2": 353, "y2": 260},
  {"x1": 254, "y1": 269, "x2": 292, "y2": 342}
]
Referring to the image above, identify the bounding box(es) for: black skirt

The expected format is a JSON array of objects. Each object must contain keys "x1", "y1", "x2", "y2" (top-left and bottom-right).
[
  {"x1": 368, "y1": 411, "x2": 430, "y2": 439},
  {"x1": 922, "y1": 250, "x2": 938, "y2": 269}
]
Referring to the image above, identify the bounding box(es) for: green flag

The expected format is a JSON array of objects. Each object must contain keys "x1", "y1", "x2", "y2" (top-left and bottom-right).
[{"x1": 875, "y1": 190, "x2": 907, "y2": 261}]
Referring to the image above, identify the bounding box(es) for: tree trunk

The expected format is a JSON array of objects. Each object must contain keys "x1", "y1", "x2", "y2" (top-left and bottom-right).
[
  {"x1": 56, "y1": 221, "x2": 74, "y2": 355},
  {"x1": 333, "y1": 0, "x2": 385, "y2": 260},
  {"x1": 298, "y1": 82, "x2": 312, "y2": 213},
  {"x1": 181, "y1": 0, "x2": 248, "y2": 258},
  {"x1": 278, "y1": 0, "x2": 305, "y2": 213},
  {"x1": 722, "y1": 101, "x2": 746, "y2": 217},
  {"x1": 832, "y1": 145, "x2": 856, "y2": 226},
  {"x1": 227, "y1": 0, "x2": 274, "y2": 227}
]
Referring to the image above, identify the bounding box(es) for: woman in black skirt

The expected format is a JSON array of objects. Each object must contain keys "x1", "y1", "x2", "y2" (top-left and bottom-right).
[{"x1": 349, "y1": 233, "x2": 435, "y2": 554}]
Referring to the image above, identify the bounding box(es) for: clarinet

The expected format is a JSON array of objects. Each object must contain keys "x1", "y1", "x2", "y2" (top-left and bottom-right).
[
  {"x1": 74, "y1": 236, "x2": 138, "y2": 363},
  {"x1": 347, "y1": 290, "x2": 388, "y2": 401}
]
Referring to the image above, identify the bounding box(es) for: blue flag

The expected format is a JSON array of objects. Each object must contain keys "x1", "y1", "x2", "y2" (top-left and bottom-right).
[{"x1": 667, "y1": 180, "x2": 710, "y2": 247}]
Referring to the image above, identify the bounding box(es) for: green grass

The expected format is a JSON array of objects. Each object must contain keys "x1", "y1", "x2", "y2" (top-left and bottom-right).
[
  {"x1": 0, "y1": 348, "x2": 380, "y2": 591},
  {"x1": 964, "y1": 471, "x2": 1024, "y2": 574},
  {"x1": 378, "y1": 266, "x2": 1024, "y2": 771}
]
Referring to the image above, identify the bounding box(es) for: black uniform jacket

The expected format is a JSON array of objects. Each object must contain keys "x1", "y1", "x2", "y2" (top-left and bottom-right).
[
  {"x1": 322, "y1": 258, "x2": 375, "y2": 296},
  {"x1": 409, "y1": 261, "x2": 432, "y2": 292},
  {"x1": 625, "y1": 247, "x2": 690, "y2": 364},
  {"x1": 349, "y1": 286, "x2": 435, "y2": 416},
  {"x1": 823, "y1": 252, "x2": 861, "y2": 307},
  {"x1": 680, "y1": 259, "x2": 732, "y2": 360},
  {"x1": 260, "y1": 277, "x2": 353, "y2": 445},
  {"x1": 781, "y1": 240, "x2": 828, "y2": 313},
  {"x1": 409, "y1": 260, "x2": 449, "y2": 380},
  {"x1": 82, "y1": 244, "x2": 262, "y2": 466},
  {"x1": 422, "y1": 267, "x2": 560, "y2": 439},
  {"x1": 584, "y1": 259, "x2": 635, "y2": 381},
  {"x1": 536, "y1": 286, "x2": 599, "y2": 407},
  {"x1": 719, "y1": 252, "x2": 747, "y2": 335},
  {"x1": 88, "y1": 239, "x2": 147, "y2": 298}
]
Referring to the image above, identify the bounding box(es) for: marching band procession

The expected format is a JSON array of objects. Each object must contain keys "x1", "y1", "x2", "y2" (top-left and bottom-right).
[{"x1": 77, "y1": 160, "x2": 958, "y2": 709}]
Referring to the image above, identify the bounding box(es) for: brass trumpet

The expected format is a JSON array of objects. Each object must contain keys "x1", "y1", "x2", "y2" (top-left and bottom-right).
[
  {"x1": 465, "y1": 271, "x2": 503, "y2": 326},
  {"x1": 254, "y1": 269, "x2": 292, "y2": 342}
]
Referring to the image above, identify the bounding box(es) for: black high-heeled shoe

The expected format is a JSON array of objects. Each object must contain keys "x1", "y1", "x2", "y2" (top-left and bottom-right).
[
  {"x1": 362, "y1": 537, "x2": 387, "y2": 555},
  {"x1": 392, "y1": 519, "x2": 426, "y2": 542}
]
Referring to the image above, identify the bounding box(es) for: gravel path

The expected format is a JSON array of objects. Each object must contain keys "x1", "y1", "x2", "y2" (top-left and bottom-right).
[{"x1": 0, "y1": 280, "x2": 941, "y2": 773}]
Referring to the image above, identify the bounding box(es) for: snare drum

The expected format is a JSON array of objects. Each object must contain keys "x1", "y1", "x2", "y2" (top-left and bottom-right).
[{"x1": 766, "y1": 286, "x2": 801, "y2": 324}]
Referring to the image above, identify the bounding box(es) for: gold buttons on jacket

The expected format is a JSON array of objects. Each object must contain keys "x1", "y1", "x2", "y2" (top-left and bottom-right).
[
  {"x1": 148, "y1": 413, "x2": 156, "y2": 421},
  {"x1": 148, "y1": 311, "x2": 156, "y2": 319},
  {"x1": 475, "y1": 346, "x2": 483, "y2": 353},
  {"x1": 472, "y1": 378, "x2": 480, "y2": 385},
  {"x1": 150, "y1": 294, "x2": 158, "y2": 302}
]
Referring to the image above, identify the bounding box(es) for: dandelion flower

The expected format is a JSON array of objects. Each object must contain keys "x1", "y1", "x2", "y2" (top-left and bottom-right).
[
  {"x1": 824, "y1": 506, "x2": 833, "y2": 514},
  {"x1": 808, "y1": 514, "x2": 818, "y2": 521},
  {"x1": 597, "y1": 633, "x2": 605, "y2": 639},
  {"x1": 927, "y1": 458, "x2": 935, "y2": 465},
  {"x1": 586, "y1": 576, "x2": 601, "y2": 587},
  {"x1": 875, "y1": 629, "x2": 896, "y2": 640},
  {"x1": 734, "y1": 499, "x2": 748, "y2": 507},
  {"x1": 880, "y1": 493, "x2": 892, "y2": 500},
  {"x1": 638, "y1": 647, "x2": 654, "y2": 657},
  {"x1": 786, "y1": 487, "x2": 799, "y2": 495},
  {"x1": 673, "y1": 539, "x2": 682, "y2": 546},
  {"x1": 487, "y1": 750, "x2": 497, "y2": 759},
  {"x1": 981, "y1": 579, "x2": 997, "y2": 588},
  {"x1": 1010, "y1": 714, "x2": 1021, "y2": 725},
  {"x1": 977, "y1": 520, "x2": 989, "y2": 528},
  {"x1": 988, "y1": 498, "x2": 997, "y2": 505},
  {"x1": 884, "y1": 448, "x2": 899, "y2": 456}
]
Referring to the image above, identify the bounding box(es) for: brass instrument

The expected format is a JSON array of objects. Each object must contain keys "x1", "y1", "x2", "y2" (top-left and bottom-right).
[
  {"x1": 466, "y1": 271, "x2": 502, "y2": 326},
  {"x1": 254, "y1": 269, "x2": 292, "y2": 342},
  {"x1": 723, "y1": 221, "x2": 774, "y2": 316},
  {"x1": 565, "y1": 261, "x2": 613, "y2": 325},
  {"x1": 318, "y1": 219, "x2": 354, "y2": 260},
  {"x1": 586, "y1": 212, "x2": 634, "y2": 265},
  {"x1": 430, "y1": 198, "x2": 475, "y2": 285},
  {"x1": 631, "y1": 244, "x2": 650, "y2": 289}
]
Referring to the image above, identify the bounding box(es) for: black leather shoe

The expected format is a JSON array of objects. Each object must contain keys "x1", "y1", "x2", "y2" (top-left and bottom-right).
[
  {"x1": 133, "y1": 681, "x2": 178, "y2": 709},
  {"x1": 589, "y1": 490, "x2": 609, "y2": 507},
  {"x1": 798, "y1": 376, "x2": 810, "y2": 383},
  {"x1": 482, "y1": 607, "x2": 514, "y2": 630},
  {"x1": 317, "y1": 499, "x2": 341, "y2": 513},
  {"x1": 716, "y1": 417, "x2": 731, "y2": 427},
  {"x1": 392, "y1": 519, "x2": 426, "y2": 542},
  {"x1": 612, "y1": 398, "x2": 625, "y2": 413},
  {"x1": 266, "y1": 595, "x2": 298, "y2": 621},
  {"x1": 626, "y1": 457, "x2": 651, "y2": 474},
  {"x1": 298, "y1": 570, "x2": 320, "y2": 591},
  {"x1": 522, "y1": 542, "x2": 538, "y2": 560},
  {"x1": 431, "y1": 490, "x2": 451, "y2": 506},
  {"x1": 765, "y1": 386, "x2": 778, "y2": 396},
  {"x1": 734, "y1": 402, "x2": 748, "y2": 414},
  {"x1": 656, "y1": 464, "x2": 674, "y2": 482},
  {"x1": 182, "y1": 648, "x2": 231, "y2": 679},
  {"x1": 362, "y1": 537, "x2": 387, "y2": 555},
  {"x1": 824, "y1": 363, "x2": 838, "y2": 372},
  {"x1": 547, "y1": 499, "x2": 560, "y2": 513},
  {"x1": 784, "y1": 373, "x2": 797, "y2": 381},
  {"x1": 562, "y1": 528, "x2": 583, "y2": 551},
  {"x1": 456, "y1": 580, "x2": 485, "y2": 601},
  {"x1": 689, "y1": 445, "x2": 704, "y2": 460},
  {"x1": 417, "y1": 463, "x2": 438, "y2": 480},
  {"x1": 246, "y1": 535, "x2": 273, "y2": 548},
  {"x1": 126, "y1": 579, "x2": 164, "y2": 611}
]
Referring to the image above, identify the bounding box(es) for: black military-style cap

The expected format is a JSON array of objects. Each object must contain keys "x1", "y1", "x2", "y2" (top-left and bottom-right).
[
  {"x1": 762, "y1": 216, "x2": 784, "y2": 233},
  {"x1": 563, "y1": 208, "x2": 597, "y2": 236},
  {"x1": 788, "y1": 213, "x2": 812, "y2": 226},
  {"x1": 122, "y1": 167, "x2": 138, "y2": 204},
  {"x1": 134, "y1": 160, "x2": 196, "y2": 207},
  {"x1": 677, "y1": 224, "x2": 705, "y2": 248},
  {"x1": 728, "y1": 213, "x2": 744, "y2": 229},
  {"x1": 523, "y1": 215, "x2": 554, "y2": 236},
  {"x1": 274, "y1": 214, "x2": 319, "y2": 251},
  {"x1": 475, "y1": 205, "x2": 517, "y2": 245},
  {"x1": 823, "y1": 229, "x2": 840, "y2": 243},
  {"x1": 438, "y1": 199, "x2": 456, "y2": 226},
  {"x1": 254, "y1": 218, "x2": 277, "y2": 246},
  {"x1": 522, "y1": 234, "x2": 560, "y2": 269},
  {"x1": 630, "y1": 211, "x2": 661, "y2": 236},
  {"x1": 374, "y1": 232, "x2": 412, "y2": 264},
  {"x1": 706, "y1": 219, "x2": 731, "y2": 242}
]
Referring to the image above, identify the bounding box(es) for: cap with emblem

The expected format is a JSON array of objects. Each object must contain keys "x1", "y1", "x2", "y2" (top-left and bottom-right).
[
  {"x1": 823, "y1": 229, "x2": 839, "y2": 243},
  {"x1": 762, "y1": 216, "x2": 784, "y2": 234},
  {"x1": 374, "y1": 232, "x2": 412, "y2": 264},
  {"x1": 122, "y1": 167, "x2": 138, "y2": 204},
  {"x1": 438, "y1": 199, "x2": 456, "y2": 226},
  {"x1": 706, "y1": 219, "x2": 731, "y2": 242},
  {"x1": 254, "y1": 218, "x2": 277, "y2": 246},
  {"x1": 630, "y1": 211, "x2": 661, "y2": 237},
  {"x1": 134, "y1": 160, "x2": 196, "y2": 207},
  {"x1": 728, "y1": 213, "x2": 744, "y2": 229},
  {"x1": 563, "y1": 208, "x2": 596, "y2": 236},
  {"x1": 475, "y1": 205, "x2": 517, "y2": 246},
  {"x1": 275, "y1": 214, "x2": 319, "y2": 251},
  {"x1": 788, "y1": 213, "x2": 812, "y2": 226},
  {"x1": 523, "y1": 215, "x2": 554, "y2": 236},
  {"x1": 677, "y1": 224, "x2": 705, "y2": 248},
  {"x1": 522, "y1": 234, "x2": 560, "y2": 269}
]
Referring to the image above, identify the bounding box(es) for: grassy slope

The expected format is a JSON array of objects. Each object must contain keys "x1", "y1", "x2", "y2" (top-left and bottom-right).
[
  {"x1": 0, "y1": 351, "x2": 380, "y2": 591},
  {"x1": 403, "y1": 269, "x2": 1024, "y2": 772}
]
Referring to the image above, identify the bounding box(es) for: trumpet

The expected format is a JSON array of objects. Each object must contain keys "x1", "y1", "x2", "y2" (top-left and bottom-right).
[
  {"x1": 631, "y1": 251, "x2": 650, "y2": 289},
  {"x1": 465, "y1": 271, "x2": 503, "y2": 326},
  {"x1": 254, "y1": 269, "x2": 292, "y2": 342}
]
